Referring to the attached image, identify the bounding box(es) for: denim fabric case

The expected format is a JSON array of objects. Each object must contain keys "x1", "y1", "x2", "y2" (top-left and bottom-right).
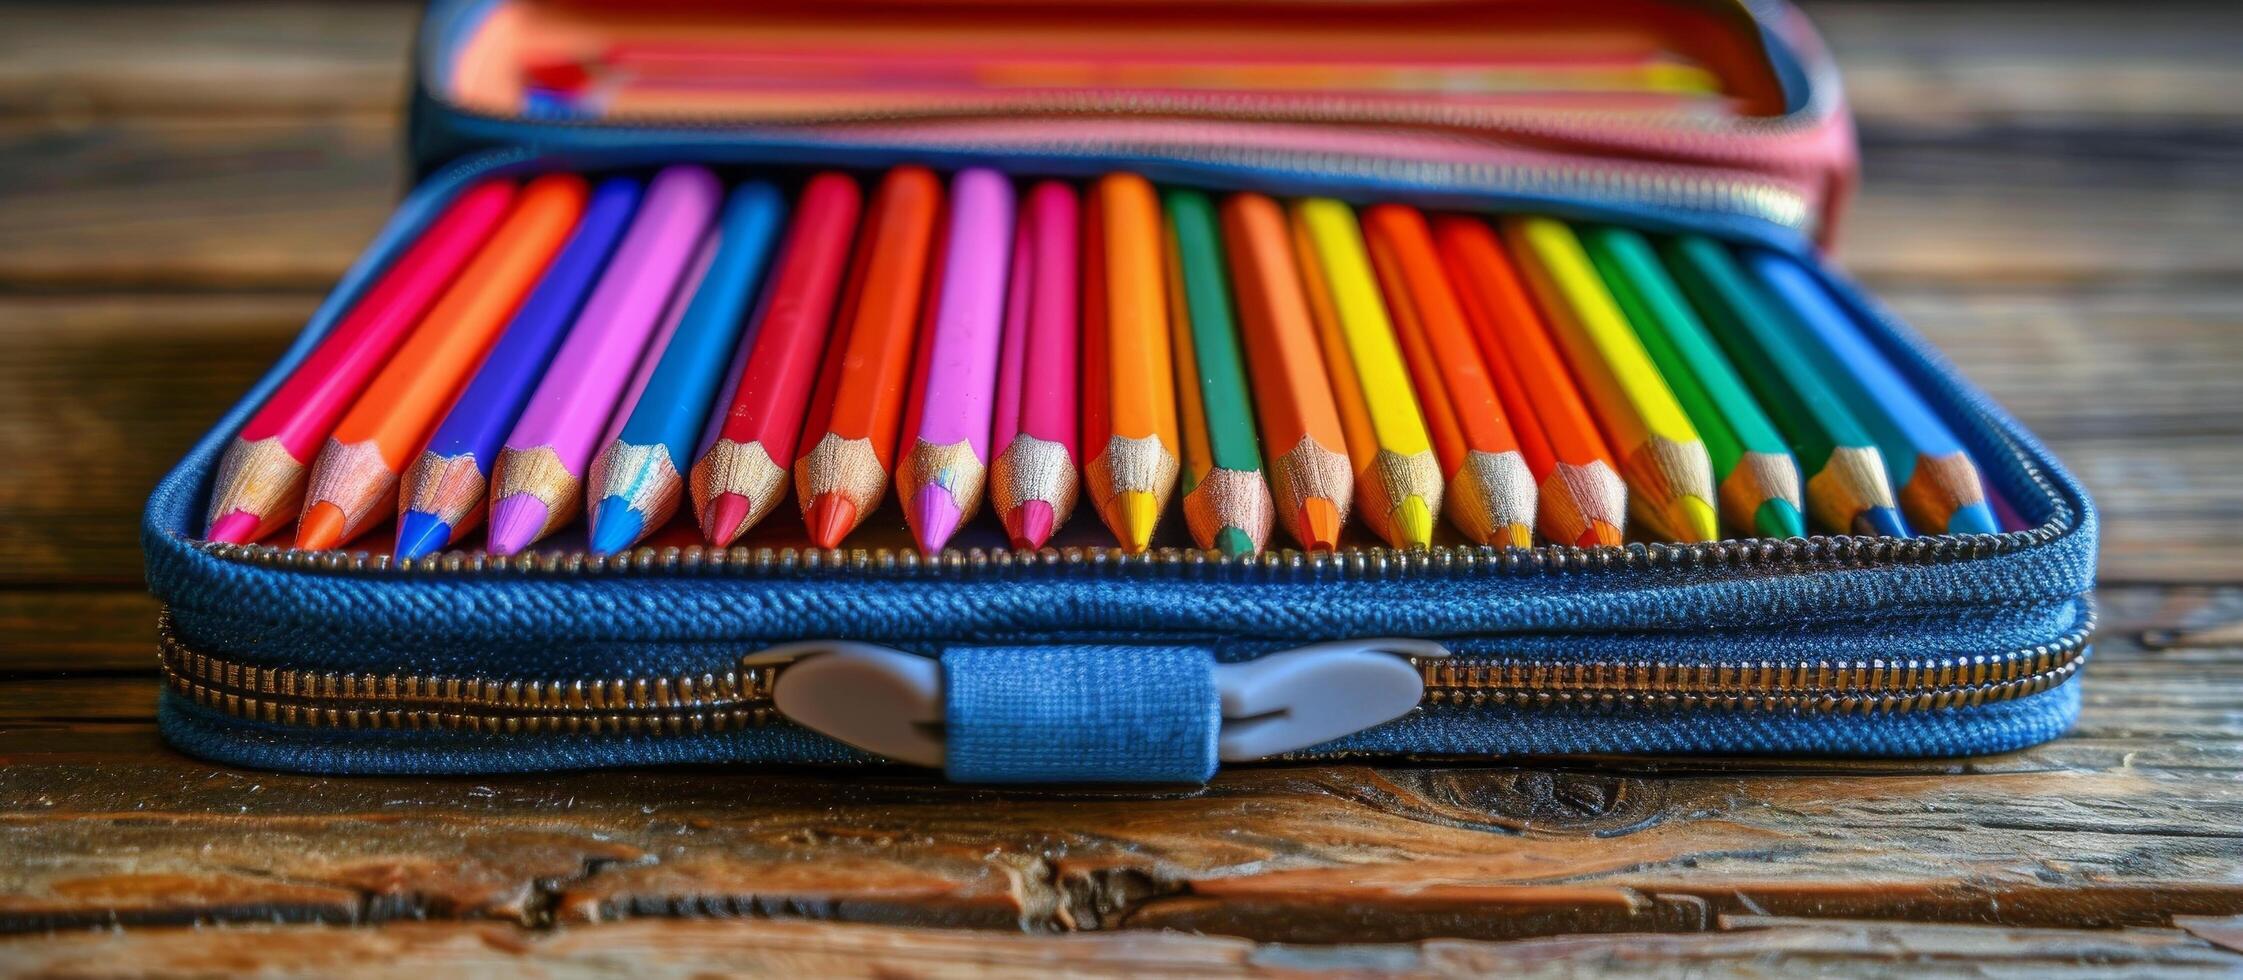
[{"x1": 144, "y1": 0, "x2": 2097, "y2": 783}]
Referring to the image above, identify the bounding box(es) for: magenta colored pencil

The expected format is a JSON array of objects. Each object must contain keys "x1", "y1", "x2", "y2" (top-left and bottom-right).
[
  {"x1": 486, "y1": 165, "x2": 721, "y2": 555},
  {"x1": 988, "y1": 180, "x2": 1081, "y2": 550},
  {"x1": 894, "y1": 168, "x2": 1016, "y2": 552}
]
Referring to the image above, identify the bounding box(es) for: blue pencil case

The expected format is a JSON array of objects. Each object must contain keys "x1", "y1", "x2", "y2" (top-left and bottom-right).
[{"x1": 144, "y1": 0, "x2": 2096, "y2": 783}]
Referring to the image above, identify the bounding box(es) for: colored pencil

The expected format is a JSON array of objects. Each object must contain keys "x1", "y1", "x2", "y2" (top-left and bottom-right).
[
  {"x1": 589, "y1": 179, "x2": 791, "y2": 552},
  {"x1": 793, "y1": 167, "x2": 944, "y2": 549},
  {"x1": 486, "y1": 165, "x2": 722, "y2": 556},
  {"x1": 204, "y1": 181, "x2": 516, "y2": 544},
  {"x1": 1362, "y1": 204, "x2": 1537, "y2": 548},
  {"x1": 987, "y1": 180, "x2": 1082, "y2": 551},
  {"x1": 1290, "y1": 198, "x2": 1443, "y2": 549},
  {"x1": 894, "y1": 168, "x2": 1016, "y2": 552},
  {"x1": 665, "y1": 177, "x2": 854, "y2": 549},
  {"x1": 1219, "y1": 193, "x2": 1353, "y2": 551},
  {"x1": 1658, "y1": 234, "x2": 1909, "y2": 537},
  {"x1": 1741, "y1": 248, "x2": 1998, "y2": 536},
  {"x1": 1082, "y1": 173, "x2": 1183, "y2": 554},
  {"x1": 1432, "y1": 217, "x2": 1626, "y2": 547},
  {"x1": 1502, "y1": 216, "x2": 1720, "y2": 543},
  {"x1": 296, "y1": 174, "x2": 587, "y2": 551},
  {"x1": 1581, "y1": 225, "x2": 1806, "y2": 539},
  {"x1": 395, "y1": 179, "x2": 643, "y2": 559},
  {"x1": 1164, "y1": 188, "x2": 1273, "y2": 556}
]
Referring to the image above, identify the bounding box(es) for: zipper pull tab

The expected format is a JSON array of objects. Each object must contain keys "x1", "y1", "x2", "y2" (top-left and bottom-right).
[
  {"x1": 762, "y1": 637, "x2": 1446, "y2": 773},
  {"x1": 1215, "y1": 638, "x2": 1448, "y2": 761},
  {"x1": 760, "y1": 642, "x2": 945, "y2": 767}
]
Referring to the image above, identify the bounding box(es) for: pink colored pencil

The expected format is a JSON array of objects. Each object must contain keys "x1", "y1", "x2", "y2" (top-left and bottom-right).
[
  {"x1": 987, "y1": 181, "x2": 1081, "y2": 550},
  {"x1": 894, "y1": 168, "x2": 1017, "y2": 552},
  {"x1": 485, "y1": 165, "x2": 721, "y2": 555},
  {"x1": 204, "y1": 181, "x2": 517, "y2": 544}
]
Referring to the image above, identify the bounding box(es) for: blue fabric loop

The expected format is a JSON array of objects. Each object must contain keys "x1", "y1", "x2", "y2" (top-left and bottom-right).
[{"x1": 942, "y1": 645, "x2": 1218, "y2": 783}]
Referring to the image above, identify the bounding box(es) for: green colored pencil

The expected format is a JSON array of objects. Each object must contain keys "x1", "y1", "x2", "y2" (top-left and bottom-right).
[
  {"x1": 1658, "y1": 234, "x2": 1909, "y2": 538},
  {"x1": 1164, "y1": 188, "x2": 1274, "y2": 555},
  {"x1": 1582, "y1": 225, "x2": 1806, "y2": 539}
]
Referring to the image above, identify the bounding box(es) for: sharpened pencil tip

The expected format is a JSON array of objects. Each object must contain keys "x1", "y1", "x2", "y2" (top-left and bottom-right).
[
  {"x1": 909, "y1": 486, "x2": 963, "y2": 553},
  {"x1": 1945, "y1": 501, "x2": 2000, "y2": 536},
  {"x1": 1117, "y1": 491, "x2": 1161, "y2": 554},
  {"x1": 1669, "y1": 496, "x2": 1720, "y2": 543},
  {"x1": 294, "y1": 502, "x2": 347, "y2": 552},
  {"x1": 805, "y1": 493, "x2": 858, "y2": 550},
  {"x1": 1004, "y1": 500, "x2": 1055, "y2": 551},
  {"x1": 207, "y1": 510, "x2": 261, "y2": 545},
  {"x1": 1577, "y1": 520, "x2": 1624, "y2": 548},
  {"x1": 394, "y1": 511, "x2": 453, "y2": 560},
  {"x1": 1395, "y1": 495, "x2": 1434, "y2": 549},
  {"x1": 1501, "y1": 523, "x2": 1533, "y2": 550},
  {"x1": 701, "y1": 492, "x2": 752, "y2": 548},
  {"x1": 1300, "y1": 497, "x2": 1342, "y2": 551},
  {"x1": 1853, "y1": 505, "x2": 1911, "y2": 539},
  {"x1": 1754, "y1": 498, "x2": 1807, "y2": 539},
  {"x1": 587, "y1": 498, "x2": 646, "y2": 555},
  {"x1": 1214, "y1": 526, "x2": 1257, "y2": 557},
  {"x1": 486, "y1": 495, "x2": 550, "y2": 557}
]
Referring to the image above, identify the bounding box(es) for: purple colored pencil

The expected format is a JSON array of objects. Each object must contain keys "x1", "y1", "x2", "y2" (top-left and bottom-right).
[
  {"x1": 485, "y1": 165, "x2": 721, "y2": 555},
  {"x1": 894, "y1": 168, "x2": 1017, "y2": 552}
]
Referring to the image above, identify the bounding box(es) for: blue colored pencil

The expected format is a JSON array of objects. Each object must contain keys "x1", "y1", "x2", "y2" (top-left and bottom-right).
[
  {"x1": 394, "y1": 177, "x2": 644, "y2": 559},
  {"x1": 1741, "y1": 248, "x2": 1999, "y2": 535},
  {"x1": 584, "y1": 180, "x2": 789, "y2": 553}
]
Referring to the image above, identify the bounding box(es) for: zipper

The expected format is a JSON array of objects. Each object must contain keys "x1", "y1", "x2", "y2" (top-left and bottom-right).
[{"x1": 159, "y1": 601, "x2": 2094, "y2": 736}]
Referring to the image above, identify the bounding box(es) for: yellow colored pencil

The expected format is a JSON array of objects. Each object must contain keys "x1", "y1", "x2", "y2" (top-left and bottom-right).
[
  {"x1": 1290, "y1": 199, "x2": 1441, "y2": 549},
  {"x1": 1501, "y1": 216, "x2": 1718, "y2": 542}
]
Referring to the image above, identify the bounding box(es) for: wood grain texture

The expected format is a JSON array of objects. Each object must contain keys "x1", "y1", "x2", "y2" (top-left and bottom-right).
[{"x1": 0, "y1": 0, "x2": 2238, "y2": 971}]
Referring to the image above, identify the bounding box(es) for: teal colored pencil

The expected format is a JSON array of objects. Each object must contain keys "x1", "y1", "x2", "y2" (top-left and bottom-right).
[
  {"x1": 1581, "y1": 225, "x2": 1805, "y2": 539},
  {"x1": 1165, "y1": 188, "x2": 1272, "y2": 556},
  {"x1": 584, "y1": 180, "x2": 787, "y2": 552},
  {"x1": 1741, "y1": 248, "x2": 1999, "y2": 535}
]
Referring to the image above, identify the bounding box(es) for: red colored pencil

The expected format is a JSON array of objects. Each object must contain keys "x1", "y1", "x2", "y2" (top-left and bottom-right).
[{"x1": 204, "y1": 181, "x2": 517, "y2": 544}]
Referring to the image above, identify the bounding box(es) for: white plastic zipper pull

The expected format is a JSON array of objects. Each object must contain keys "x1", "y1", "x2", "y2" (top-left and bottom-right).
[{"x1": 763, "y1": 638, "x2": 1446, "y2": 770}]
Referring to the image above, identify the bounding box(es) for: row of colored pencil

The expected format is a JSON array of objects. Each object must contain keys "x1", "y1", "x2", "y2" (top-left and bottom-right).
[{"x1": 204, "y1": 164, "x2": 2000, "y2": 558}]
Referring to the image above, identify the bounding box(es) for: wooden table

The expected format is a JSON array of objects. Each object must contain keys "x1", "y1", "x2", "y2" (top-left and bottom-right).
[{"x1": 2, "y1": 2, "x2": 2238, "y2": 974}]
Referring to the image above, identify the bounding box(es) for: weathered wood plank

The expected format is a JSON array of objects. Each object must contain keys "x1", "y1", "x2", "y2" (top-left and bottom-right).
[
  {"x1": 0, "y1": 118, "x2": 398, "y2": 291},
  {"x1": 0, "y1": 2, "x2": 411, "y2": 122},
  {"x1": 1, "y1": 916, "x2": 2238, "y2": 978},
  {"x1": 0, "y1": 586, "x2": 2233, "y2": 940},
  {"x1": 0, "y1": 295, "x2": 305, "y2": 585}
]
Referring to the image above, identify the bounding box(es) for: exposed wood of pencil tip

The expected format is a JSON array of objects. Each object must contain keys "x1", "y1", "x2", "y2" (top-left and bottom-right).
[
  {"x1": 896, "y1": 438, "x2": 987, "y2": 520},
  {"x1": 691, "y1": 438, "x2": 788, "y2": 540},
  {"x1": 1085, "y1": 433, "x2": 1181, "y2": 552},
  {"x1": 1267, "y1": 435, "x2": 1354, "y2": 550},
  {"x1": 1447, "y1": 448, "x2": 1537, "y2": 548},
  {"x1": 401, "y1": 451, "x2": 488, "y2": 532},
  {"x1": 1899, "y1": 450, "x2": 1992, "y2": 529},
  {"x1": 1541, "y1": 459, "x2": 1629, "y2": 548},
  {"x1": 1354, "y1": 447, "x2": 1443, "y2": 549},
  {"x1": 1720, "y1": 449, "x2": 1806, "y2": 538},
  {"x1": 795, "y1": 434, "x2": 889, "y2": 524},
  {"x1": 1623, "y1": 435, "x2": 1720, "y2": 543},
  {"x1": 987, "y1": 434, "x2": 1078, "y2": 530},
  {"x1": 206, "y1": 435, "x2": 305, "y2": 534},
  {"x1": 300, "y1": 437, "x2": 397, "y2": 543},
  {"x1": 1805, "y1": 444, "x2": 1902, "y2": 535},
  {"x1": 588, "y1": 442, "x2": 683, "y2": 528},
  {"x1": 1183, "y1": 467, "x2": 1275, "y2": 554},
  {"x1": 490, "y1": 445, "x2": 581, "y2": 539}
]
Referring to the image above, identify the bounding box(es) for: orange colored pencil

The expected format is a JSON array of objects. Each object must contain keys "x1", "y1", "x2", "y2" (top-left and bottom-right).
[
  {"x1": 1081, "y1": 173, "x2": 1181, "y2": 553},
  {"x1": 1219, "y1": 193, "x2": 1351, "y2": 550},
  {"x1": 1433, "y1": 216, "x2": 1627, "y2": 547},
  {"x1": 793, "y1": 166, "x2": 943, "y2": 548},
  {"x1": 295, "y1": 174, "x2": 588, "y2": 550},
  {"x1": 1363, "y1": 204, "x2": 1536, "y2": 548}
]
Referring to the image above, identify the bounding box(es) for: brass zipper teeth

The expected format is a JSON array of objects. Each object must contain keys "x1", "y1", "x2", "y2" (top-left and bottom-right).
[{"x1": 159, "y1": 602, "x2": 2093, "y2": 734}]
